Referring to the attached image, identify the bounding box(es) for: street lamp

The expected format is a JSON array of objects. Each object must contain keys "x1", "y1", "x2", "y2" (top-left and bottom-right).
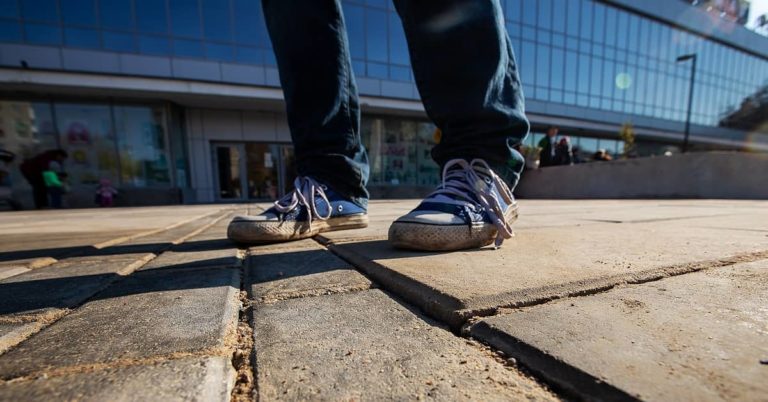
[{"x1": 676, "y1": 53, "x2": 697, "y2": 153}]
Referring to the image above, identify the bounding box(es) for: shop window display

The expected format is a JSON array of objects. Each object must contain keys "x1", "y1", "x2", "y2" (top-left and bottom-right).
[
  {"x1": 114, "y1": 105, "x2": 171, "y2": 187},
  {"x1": 362, "y1": 116, "x2": 440, "y2": 188},
  {"x1": 54, "y1": 103, "x2": 119, "y2": 187}
]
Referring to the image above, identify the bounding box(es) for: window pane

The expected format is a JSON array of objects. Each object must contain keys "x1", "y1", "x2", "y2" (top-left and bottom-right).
[
  {"x1": 552, "y1": 0, "x2": 565, "y2": 33},
  {"x1": 61, "y1": 0, "x2": 96, "y2": 26},
  {"x1": 522, "y1": 0, "x2": 536, "y2": 26},
  {"x1": 135, "y1": 0, "x2": 168, "y2": 34},
  {"x1": 202, "y1": 0, "x2": 231, "y2": 42},
  {"x1": 506, "y1": 0, "x2": 520, "y2": 23},
  {"x1": 538, "y1": 0, "x2": 551, "y2": 30},
  {"x1": 580, "y1": 1, "x2": 592, "y2": 39},
  {"x1": 102, "y1": 31, "x2": 134, "y2": 51},
  {"x1": 367, "y1": 62, "x2": 387, "y2": 79},
  {"x1": 565, "y1": 0, "x2": 579, "y2": 36},
  {"x1": 551, "y1": 48, "x2": 564, "y2": 90},
  {"x1": 54, "y1": 103, "x2": 119, "y2": 186},
  {"x1": 206, "y1": 43, "x2": 233, "y2": 61},
  {"x1": 0, "y1": 0, "x2": 19, "y2": 18},
  {"x1": 344, "y1": 5, "x2": 365, "y2": 59},
  {"x1": 0, "y1": 20, "x2": 22, "y2": 41},
  {"x1": 170, "y1": 0, "x2": 201, "y2": 38},
  {"x1": 388, "y1": 12, "x2": 408, "y2": 65},
  {"x1": 535, "y1": 44, "x2": 550, "y2": 89},
  {"x1": 366, "y1": 9, "x2": 387, "y2": 63},
  {"x1": 236, "y1": 46, "x2": 263, "y2": 64},
  {"x1": 65, "y1": 27, "x2": 99, "y2": 48},
  {"x1": 138, "y1": 35, "x2": 169, "y2": 55},
  {"x1": 173, "y1": 39, "x2": 203, "y2": 57},
  {"x1": 114, "y1": 106, "x2": 170, "y2": 187},
  {"x1": 99, "y1": 0, "x2": 132, "y2": 30},
  {"x1": 233, "y1": 0, "x2": 268, "y2": 47},
  {"x1": 21, "y1": 0, "x2": 58, "y2": 22},
  {"x1": 25, "y1": 23, "x2": 62, "y2": 45}
]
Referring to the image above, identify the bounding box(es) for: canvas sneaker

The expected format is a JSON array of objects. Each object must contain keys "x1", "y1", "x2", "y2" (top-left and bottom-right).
[
  {"x1": 227, "y1": 176, "x2": 368, "y2": 244},
  {"x1": 388, "y1": 158, "x2": 518, "y2": 251}
]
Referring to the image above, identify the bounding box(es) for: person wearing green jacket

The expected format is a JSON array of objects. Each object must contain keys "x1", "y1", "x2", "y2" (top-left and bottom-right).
[{"x1": 42, "y1": 164, "x2": 66, "y2": 209}]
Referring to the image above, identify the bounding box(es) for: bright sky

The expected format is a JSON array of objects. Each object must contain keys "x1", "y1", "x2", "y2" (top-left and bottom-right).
[{"x1": 748, "y1": 0, "x2": 768, "y2": 28}]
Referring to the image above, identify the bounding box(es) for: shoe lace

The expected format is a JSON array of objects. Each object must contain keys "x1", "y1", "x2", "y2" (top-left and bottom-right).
[
  {"x1": 426, "y1": 158, "x2": 516, "y2": 248},
  {"x1": 273, "y1": 176, "x2": 331, "y2": 230}
]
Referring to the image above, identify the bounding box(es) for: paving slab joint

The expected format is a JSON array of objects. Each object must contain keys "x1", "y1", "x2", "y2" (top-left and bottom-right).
[
  {"x1": 230, "y1": 250, "x2": 256, "y2": 402},
  {"x1": 92, "y1": 207, "x2": 235, "y2": 249},
  {"x1": 0, "y1": 350, "x2": 233, "y2": 385},
  {"x1": 468, "y1": 321, "x2": 641, "y2": 402},
  {"x1": 0, "y1": 253, "x2": 156, "y2": 359}
]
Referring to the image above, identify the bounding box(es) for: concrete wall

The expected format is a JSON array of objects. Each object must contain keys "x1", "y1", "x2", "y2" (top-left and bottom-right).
[{"x1": 516, "y1": 152, "x2": 768, "y2": 199}]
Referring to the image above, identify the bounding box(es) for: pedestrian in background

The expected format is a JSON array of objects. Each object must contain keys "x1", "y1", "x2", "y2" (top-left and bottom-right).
[
  {"x1": 538, "y1": 126, "x2": 558, "y2": 167},
  {"x1": 555, "y1": 136, "x2": 573, "y2": 166},
  {"x1": 19, "y1": 149, "x2": 68, "y2": 209}
]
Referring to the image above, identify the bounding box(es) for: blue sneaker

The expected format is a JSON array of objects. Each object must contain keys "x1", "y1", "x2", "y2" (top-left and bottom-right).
[
  {"x1": 227, "y1": 177, "x2": 368, "y2": 244},
  {"x1": 388, "y1": 159, "x2": 518, "y2": 251}
]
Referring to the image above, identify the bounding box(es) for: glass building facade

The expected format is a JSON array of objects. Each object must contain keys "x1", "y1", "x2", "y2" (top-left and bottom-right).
[
  {"x1": 1, "y1": 0, "x2": 765, "y2": 127},
  {"x1": 0, "y1": 0, "x2": 766, "y2": 206}
]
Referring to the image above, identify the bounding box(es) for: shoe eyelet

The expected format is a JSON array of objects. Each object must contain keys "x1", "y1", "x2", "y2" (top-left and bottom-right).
[
  {"x1": 484, "y1": 177, "x2": 492, "y2": 185},
  {"x1": 321, "y1": 185, "x2": 328, "y2": 190},
  {"x1": 337, "y1": 205, "x2": 344, "y2": 212}
]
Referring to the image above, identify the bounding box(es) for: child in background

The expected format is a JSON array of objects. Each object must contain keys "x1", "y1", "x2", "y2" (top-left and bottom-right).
[{"x1": 96, "y1": 178, "x2": 118, "y2": 207}]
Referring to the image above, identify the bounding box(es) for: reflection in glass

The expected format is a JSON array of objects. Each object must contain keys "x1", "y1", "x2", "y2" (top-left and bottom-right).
[
  {"x1": 54, "y1": 103, "x2": 118, "y2": 186},
  {"x1": 114, "y1": 106, "x2": 170, "y2": 187}
]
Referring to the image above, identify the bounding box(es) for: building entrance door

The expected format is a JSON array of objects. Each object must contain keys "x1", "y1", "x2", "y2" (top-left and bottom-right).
[
  {"x1": 212, "y1": 142, "x2": 295, "y2": 202},
  {"x1": 212, "y1": 142, "x2": 246, "y2": 200}
]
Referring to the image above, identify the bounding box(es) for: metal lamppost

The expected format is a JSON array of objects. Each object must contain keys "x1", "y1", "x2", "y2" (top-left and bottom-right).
[{"x1": 676, "y1": 53, "x2": 697, "y2": 153}]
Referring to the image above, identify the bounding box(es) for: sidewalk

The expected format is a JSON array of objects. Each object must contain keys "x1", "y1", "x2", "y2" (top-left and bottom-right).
[{"x1": 0, "y1": 200, "x2": 766, "y2": 401}]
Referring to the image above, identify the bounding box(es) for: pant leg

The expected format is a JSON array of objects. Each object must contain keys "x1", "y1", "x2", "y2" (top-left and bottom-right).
[
  {"x1": 262, "y1": 0, "x2": 369, "y2": 208},
  {"x1": 392, "y1": 0, "x2": 529, "y2": 189}
]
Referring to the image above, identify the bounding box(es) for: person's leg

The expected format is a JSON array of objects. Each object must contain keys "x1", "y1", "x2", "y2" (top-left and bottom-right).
[
  {"x1": 228, "y1": 0, "x2": 369, "y2": 244},
  {"x1": 389, "y1": 0, "x2": 529, "y2": 251},
  {"x1": 262, "y1": 0, "x2": 369, "y2": 207},
  {"x1": 48, "y1": 187, "x2": 62, "y2": 209},
  {"x1": 393, "y1": 0, "x2": 528, "y2": 187}
]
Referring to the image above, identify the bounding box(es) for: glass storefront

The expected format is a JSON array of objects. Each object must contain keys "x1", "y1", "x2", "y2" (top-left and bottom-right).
[
  {"x1": 361, "y1": 116, "x2": 440, "y2": 188},
  {"x1": 212, "y1": 141, "x2": 295, "y2": 201},
  {"x1": 0, "y1": 99, "x2": 182, "y2": 199}
]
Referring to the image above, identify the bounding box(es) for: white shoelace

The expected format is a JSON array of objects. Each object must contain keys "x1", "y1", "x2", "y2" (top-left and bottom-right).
[
  {"x1": 425, "y1": 158, "x2": 516, "y2": 248},
  {"x1": 273, "y1": 176, "x2": 331, "y2": 230}
]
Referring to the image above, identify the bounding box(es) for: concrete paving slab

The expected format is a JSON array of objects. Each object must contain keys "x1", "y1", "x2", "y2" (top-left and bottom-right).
[
  {"x1": 140, "y1": 242, "x2": 240, "y2": 272},
  {"x1": 470, "y1": 260, "x2": 768, "y2": 402},
  {"x1": 247, "y1": 240, "x2": 372, "y2": 303},
  {"x1": 0, "y1": 322, "x2": 43, "y2": 354},
  {"x1": 325, "y1": 206, "x2": 768, "y2": 328},
  {"x1": 0, "y1": 253, "x2": 153, "y2": 318},
  {"x1": 0, "y1": 266, "x2": 30, "y2": 281},
  {"x1": 0, "y1": 267, "x2": 239, "y2": 379},
  {"x1": 139, "y1": 212, "x2": 243, "y2": 271},
  {"x1": 0, "y1": 206, "x2": 230, "y2": 262},
  {"x1": 253, "y1": 289, "x2": 558, "y2": 401},
  {"x1": 0, "y1": 357, "x2": 234, "y2": 402}
]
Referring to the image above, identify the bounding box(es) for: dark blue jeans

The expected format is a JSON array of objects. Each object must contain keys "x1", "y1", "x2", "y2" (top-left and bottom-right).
[{"x1": 263, "y1": 0, "x2": 529, "y2": 208}]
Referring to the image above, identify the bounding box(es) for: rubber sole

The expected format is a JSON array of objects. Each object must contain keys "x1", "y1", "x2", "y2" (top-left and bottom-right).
[
  {"x1": 388, "y1": 204, "x2": 519, "y2": 251},
  {"x1": 227, "y1": 214, "x2": 369, "y2": 244}
]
